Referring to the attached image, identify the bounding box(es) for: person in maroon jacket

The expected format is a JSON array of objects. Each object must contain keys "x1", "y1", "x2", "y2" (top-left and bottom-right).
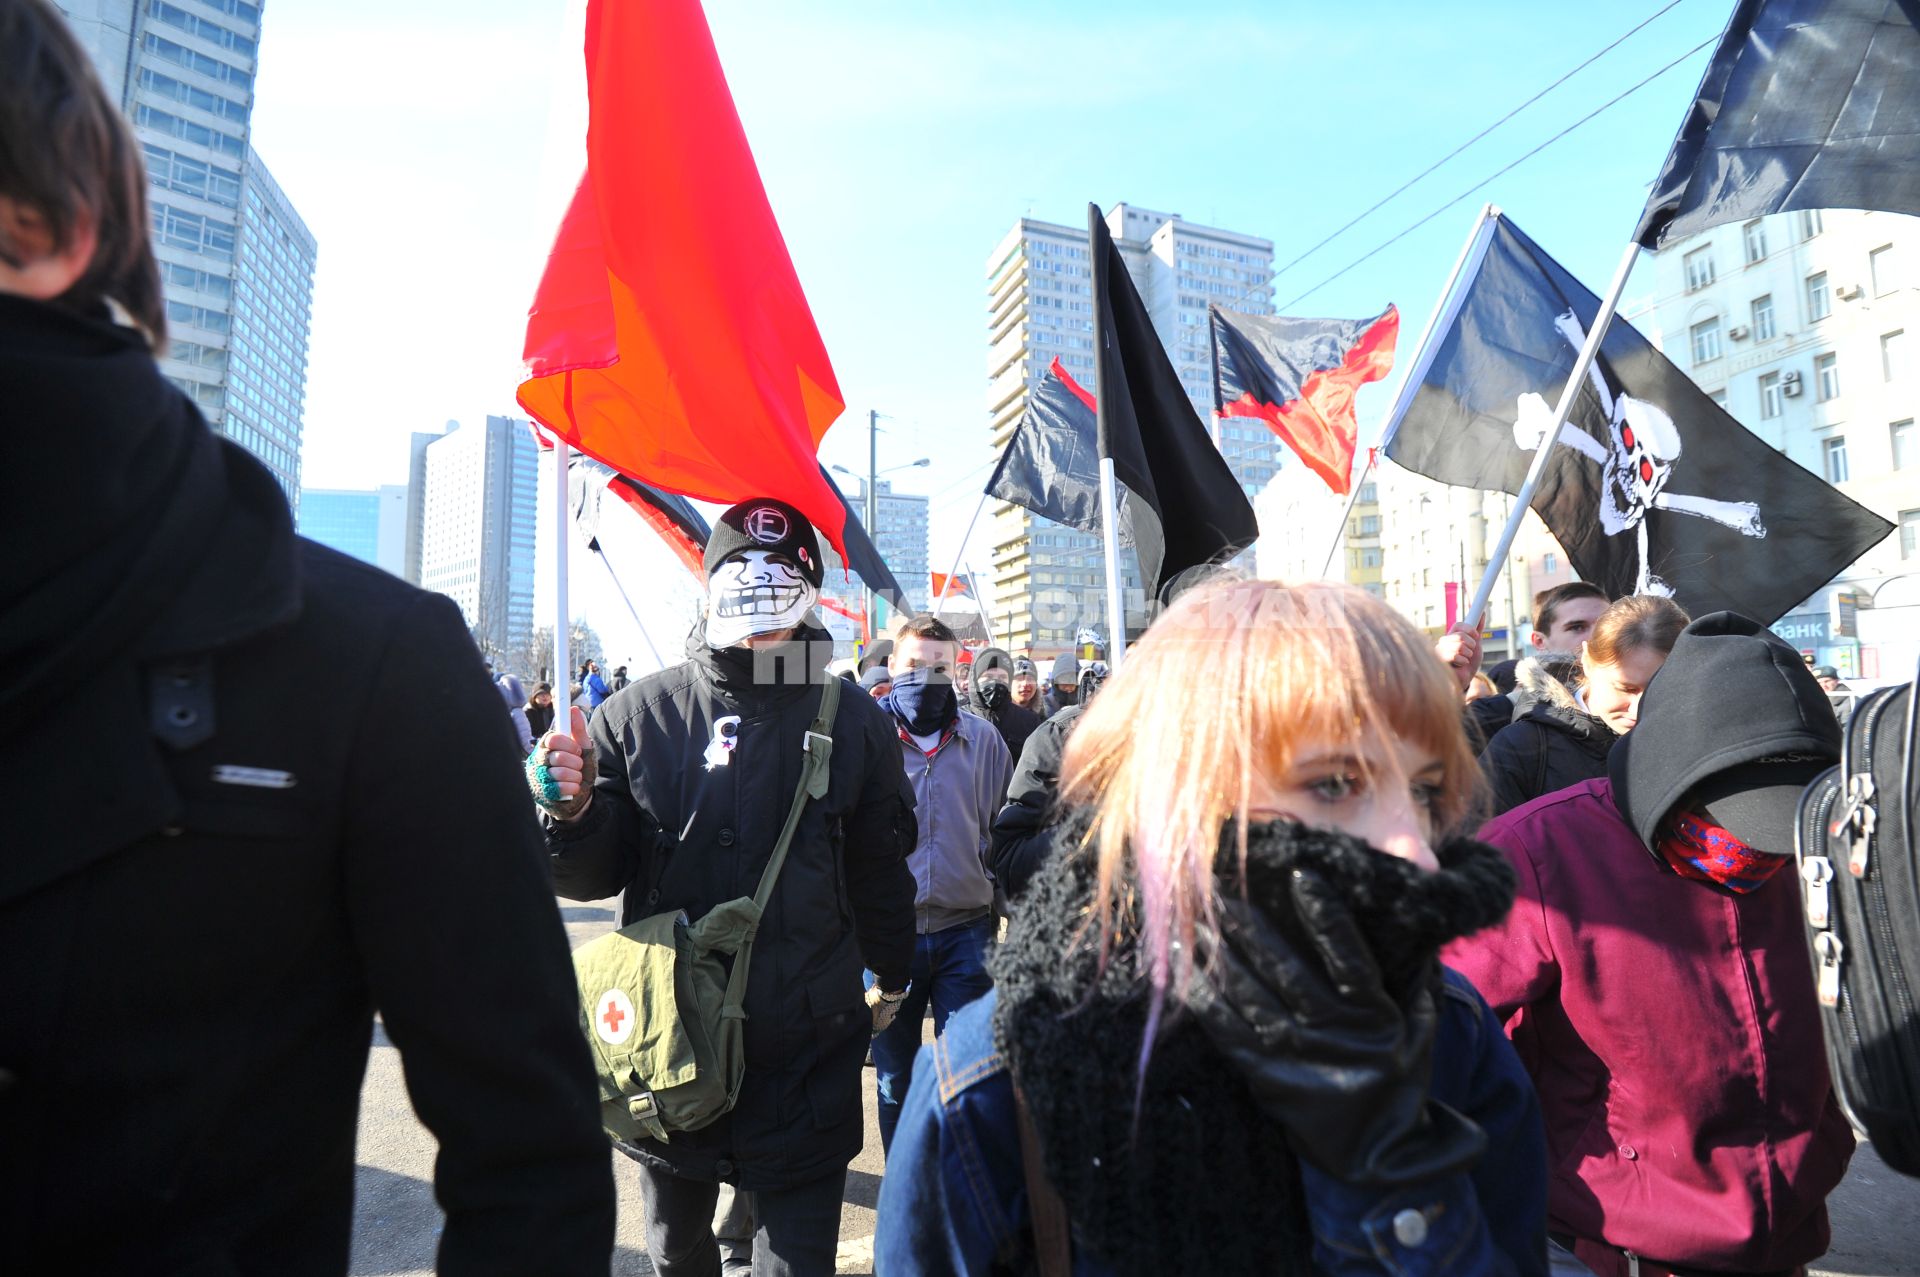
[{"x1": 1446, "y1": 612, "x2": 1854, "y2": 1277}]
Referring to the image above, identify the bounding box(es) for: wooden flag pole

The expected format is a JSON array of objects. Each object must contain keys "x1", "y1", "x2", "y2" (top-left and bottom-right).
[
  {"x1": 1318, "y1": 203, "x2": 1502, "y2": 580},
  {"x1": 551, "y1": 439, "x2": 573, "y2": 727},
  {"x1": 1464, "y1": 237, "x2": 1642, "y2": 627}
]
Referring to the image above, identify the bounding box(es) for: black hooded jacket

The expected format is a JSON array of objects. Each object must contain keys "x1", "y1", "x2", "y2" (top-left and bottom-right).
[
  {"x1": 1479, "y1": 659, "x2": 1618, "y2": 817},
  {"x1": 0, "y1": 297, "x2": 614, "y2": 1273},
  {"x1": 988, "y1": 703, "x2": 1086, "y2": 898},
  {"x1": 1609, "y1": 612, "x2": 1841, "y2": 853},
  {"x1": 964, "y1": 646, "x2": 1042, "y2": 774},
  {"x1": 545, "y1": 618, "x2": 918, "y2": 1188}
]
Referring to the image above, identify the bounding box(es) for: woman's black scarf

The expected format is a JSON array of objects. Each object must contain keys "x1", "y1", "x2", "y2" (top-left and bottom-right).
[{"x1": 992, "y1": 812, "x2": 1516, "y2": 1276}]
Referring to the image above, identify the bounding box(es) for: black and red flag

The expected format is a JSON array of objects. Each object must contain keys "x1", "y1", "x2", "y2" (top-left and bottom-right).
[
  {"x1": 568, "y1": 455, "x2": 709, "y2": 576},
  {"x1": 1384, "y1": 213, "x2": 1890, "y2": 624},
  {"x1": 1636, "y1": 0, "x2": 1920, "y2": 250},
  {"x1": 1090, "y1": 206, "x2": 1259, "y2": 595},
  {"x1": 984, "y1": 357, "x2": 1106, "y2": 536},
  {"x1": 1210, "y1": 304, "x2": 1398, "y2": 495}
]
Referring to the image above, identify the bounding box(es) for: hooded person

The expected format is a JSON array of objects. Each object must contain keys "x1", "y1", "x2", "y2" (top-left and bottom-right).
[
  {"x1": 533, "y1": 496, "x2": 918, "y2": 1277},
  {"x1": 1009, "y1": 655, "x2": 1042, "y2": 713},
  {"x1": 963, "y1": 645, "x2": 1042, "y2": 771},
  {"x1": 0, "y1": 4, "x2": 614, "y2": 1266},
  {"x1": 1043, "y1": 652, "x2": 1080, "y2": 717},
  {"x1": 1479, "y1": 596, "x2": 1688, "y2": 817},
  {"x1": 1446, "y1": 613, "x2": 1854, "y2": 1276}
]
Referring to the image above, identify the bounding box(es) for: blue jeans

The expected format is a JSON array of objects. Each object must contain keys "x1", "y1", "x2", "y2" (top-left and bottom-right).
[{"x1": 867, "y1": 916, "x2": 995, "y2": 1156}]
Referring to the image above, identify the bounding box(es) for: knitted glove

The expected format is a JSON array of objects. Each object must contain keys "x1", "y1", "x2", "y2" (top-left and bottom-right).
[
  {"x1": 866, "y1": 983, "x2": 908, "y2": 1036},
  {"x1": 526, "y1": 738, "x2": 597, "y2": 822}
]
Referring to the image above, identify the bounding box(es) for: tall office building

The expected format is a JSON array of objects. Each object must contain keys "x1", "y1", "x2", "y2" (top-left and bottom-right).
[
  {"x1": 415, "y1": 417, "x2": 539, "y2": 659},
  {"x1": 1627, "y1": 207, "x2": 1920, "y2": 678},
  {"x1": 985, "y1": 204, "x2": 1277, "y2": 655},
  {"x1": 297, "y1": 484, "x2": 409, "y2": 577},
  {"x1": 57, "y1": 0, "x2": 316, "y2": 503}
]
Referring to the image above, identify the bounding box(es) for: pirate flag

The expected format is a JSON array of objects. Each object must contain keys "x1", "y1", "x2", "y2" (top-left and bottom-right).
[
  {"x1": 1384, "y1": 213, "x2": 1891, "y2": 625},
  {"x1": 1210, "y1": 304, "x2": 1398, "y2": 495},
  {"x1": 1636, "y1": 0, "x2": 1920, "y2": 250}
]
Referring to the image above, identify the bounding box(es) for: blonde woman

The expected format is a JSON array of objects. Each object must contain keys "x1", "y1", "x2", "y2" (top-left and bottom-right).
[{"x1": 875, "y1": 580, "x2": 1546, "y2": 1276}]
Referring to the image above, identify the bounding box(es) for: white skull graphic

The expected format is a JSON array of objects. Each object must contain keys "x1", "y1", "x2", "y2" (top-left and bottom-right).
[{"x1": 1597, "y1": 395, "x2": 1682, "y2": 536}]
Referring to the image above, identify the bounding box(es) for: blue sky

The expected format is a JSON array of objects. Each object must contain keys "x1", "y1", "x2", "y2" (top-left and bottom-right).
[{"x1": 254, "y1": 0, "x2": 1736, "y2": 651}]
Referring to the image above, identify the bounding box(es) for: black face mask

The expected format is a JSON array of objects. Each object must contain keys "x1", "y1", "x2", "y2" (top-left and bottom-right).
[
  {"x1": 978, "y1": 680, "x2": 1011, "y2": 711},
  {"x1": 886, "y1": 666, "x2": 957, "y2": 735}
]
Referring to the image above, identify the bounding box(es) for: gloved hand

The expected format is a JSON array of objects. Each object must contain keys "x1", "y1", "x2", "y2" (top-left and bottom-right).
[
  {"x1": 866, "y1": 983, "x2": 908, "y2": 1036},
  {"x1": 527, "y1": 706, "x2": 598, "y2": 821},
  {"x1": 1188, "y1": 867, "x2": 1485, "y2": 1188}
]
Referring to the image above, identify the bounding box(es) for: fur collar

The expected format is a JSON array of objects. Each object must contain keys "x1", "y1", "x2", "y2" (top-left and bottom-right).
[
  {"x1": 991, "y1": 812, "x2": 1515, "y2": 1276},
  {"x1": 1513, "y1": 652, "x2": 1582, "y2": 711}
]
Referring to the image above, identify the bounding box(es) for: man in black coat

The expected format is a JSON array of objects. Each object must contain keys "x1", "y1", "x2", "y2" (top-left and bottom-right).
[
  {"x1": 0, "y1": 14, "x2": 614, "y2": 1267},
  {"x1": 988, "y1": 703, "x2": 1086, "y2": 899},
  {"x1": 962, "y1": 645, "x2": 1042, "y2": 782},
  {"x1": 538, "y1": 498, "x2": 916, "y2": 1277}
]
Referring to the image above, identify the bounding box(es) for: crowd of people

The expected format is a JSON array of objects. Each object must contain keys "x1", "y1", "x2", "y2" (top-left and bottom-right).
[{"x1": 1, "y1": 1, "x2": 1882, "y2": 1273}]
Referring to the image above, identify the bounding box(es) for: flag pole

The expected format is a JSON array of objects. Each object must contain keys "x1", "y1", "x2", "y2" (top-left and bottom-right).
[
  {"x1": 935, "y1": 487, "x2": 992, "y2": 611},
  {"x1": 551, "y1": 438, "x2": 573, "y2": 731},
  {"x1": 1318, "y1": 203, "x2": 1502, "y2": 579},
  {"x1": 963, "y1": 560, "x2": 998, "y2": 648},
  {"x1": 592, "y1": 548, "x2": 667, "y2": 671},
  {"x1": 1090, "y1": 203, "x2": 1128, "y2": 666},
  {"x1": 1464, "y1": 237, "x2": 1642, "y2": 627}
]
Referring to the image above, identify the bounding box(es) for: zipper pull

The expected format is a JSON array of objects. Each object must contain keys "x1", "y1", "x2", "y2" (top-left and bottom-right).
[
  {"x1": 1828, "y1": 774, "x2": 1877, "y2": 878},
  {"x1": 1801, "y1": 856, "x2": 1834, "y2": 929},
  {"x1": 1814, "y1": 931, "x2": 1845, "y2": 1009}
]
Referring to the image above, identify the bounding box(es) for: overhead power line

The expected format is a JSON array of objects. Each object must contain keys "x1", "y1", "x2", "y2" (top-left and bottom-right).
[
  {"x1": 1270, "y1": 0, "x2": 1696, "y2": 286},
  {"x1": 1279, "y1": 33, "x2": 1717, "y2": 311}
]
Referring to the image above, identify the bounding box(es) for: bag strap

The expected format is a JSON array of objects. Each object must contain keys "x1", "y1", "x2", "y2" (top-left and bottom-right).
[
  {"x1": 1012, "y1": 1078, "x2": 1072, "y2": 1277},
  {"x1": 751, "y1": 675, "x2": 840, "y2": 913}
]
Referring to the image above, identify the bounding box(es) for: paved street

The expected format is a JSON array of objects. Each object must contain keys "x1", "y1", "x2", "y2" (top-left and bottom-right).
[{"x1": 351, "y1": 899, "x2": 1919, "y2": 1276}]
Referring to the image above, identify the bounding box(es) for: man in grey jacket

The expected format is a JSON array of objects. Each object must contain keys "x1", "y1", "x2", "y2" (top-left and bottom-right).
[{"x1": 869, "y1": 614, "x2": 1013, "y2": 1155}]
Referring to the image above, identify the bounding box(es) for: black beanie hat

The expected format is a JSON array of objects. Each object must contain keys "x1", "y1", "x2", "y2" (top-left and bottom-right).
[
  {"x1": 1609, "y1": 611, "x2": 1841, "y2": 855},
  {"x1": 704, "y1": 497, "x2": 823, "y2": 588}
]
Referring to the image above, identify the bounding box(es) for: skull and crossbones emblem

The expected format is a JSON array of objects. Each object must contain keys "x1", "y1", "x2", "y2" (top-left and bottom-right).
[{"x1": 1512, "y1": 310, "x2": 1765, "y2": 596}]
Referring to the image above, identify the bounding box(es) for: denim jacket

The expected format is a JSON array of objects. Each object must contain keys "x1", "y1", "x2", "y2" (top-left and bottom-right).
[{"x1": 875, "y1": 970, "x2": 1547, "y2": 1276}]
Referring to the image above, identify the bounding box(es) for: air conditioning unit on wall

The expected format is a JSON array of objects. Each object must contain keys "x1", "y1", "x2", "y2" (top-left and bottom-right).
[
  {"x1": 1729, "y1": 324, "x2": 1751, "y2": 340},
  {"x1": 1837, "y1": 283, "x2": 1865, "y2": 300},
  {"x1": 1782, "y1": 370, "x2": 1805, "y2": 397}
]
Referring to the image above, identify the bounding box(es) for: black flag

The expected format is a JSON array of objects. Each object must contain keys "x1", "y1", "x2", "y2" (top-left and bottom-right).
[
  {"x1": 1385, "y1": 213, "x2": 1891, "y2": 625},
  {"x1": 820, "y1": 463, "x2": 911, "y2": 614},
  {"x1": 569, "y1": 456, "x2": 710, "y2": 577},
  {"x1": 1636, "y1": 0, "x2": 1920, "y2": 249},
  {"x1": 1089, "y1": 205, "x2": 1258, "y2": 595},
  {"x1": 985, "y1": 357, "x2": 1105, "y2": 535}
]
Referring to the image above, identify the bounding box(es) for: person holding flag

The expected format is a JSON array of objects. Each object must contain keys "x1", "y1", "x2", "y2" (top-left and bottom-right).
[{"x1": 534, "y1": 498, "x2": 917, "y2": 1277}]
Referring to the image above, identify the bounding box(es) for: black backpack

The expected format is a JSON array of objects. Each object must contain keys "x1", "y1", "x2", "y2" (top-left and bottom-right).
[{"x1": 1795, "y1": 676, "x2": 1920, "y2": 1175}]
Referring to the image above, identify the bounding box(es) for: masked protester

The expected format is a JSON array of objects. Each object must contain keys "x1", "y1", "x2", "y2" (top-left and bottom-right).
[
  {"x1": 878, "y1": 580, "x2": 1544, "y2": 1276},
  {"x1": 1480, "y1": 595, "x2": 1688, "y2": 817},
  {"x1": 1447, "y1": 613, "x2": 1854, "y2": 1276},
  {"x1": 868, "y1": 616, "x2": 1013, "y2": 1155},
  {"x1": 534, "y1": 497, "x2": 917, "y2": 1277},
  {"x1": 964, "y1": 645, "x2": 1042, "y2": 770},
  {"x1": 0, "y1": 4, "x2": 615, "y2": 1268}
]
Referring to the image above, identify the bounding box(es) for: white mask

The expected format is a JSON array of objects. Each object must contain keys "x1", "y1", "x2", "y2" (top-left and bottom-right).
[{"x1": 705, "y1": 550, "x2": 816, "y2": 649}]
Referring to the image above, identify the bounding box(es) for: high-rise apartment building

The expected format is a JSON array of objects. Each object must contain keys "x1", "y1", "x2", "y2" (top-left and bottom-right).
[
  {"x1": 1627, "y1": 207, "x2": 1920, "y2": 679},
  {"x1": 985, "y1": 205, "x2": 1276, "y2": 655},
  {"x1": 57, "y1": 0, "x2": 315, "y2": 504},
  {"x1": 415, "y1": 417, "x2": 539, "y2": 659},
  {"x1": 297, "y1": 485, "x2": 409, "y2": 577}
]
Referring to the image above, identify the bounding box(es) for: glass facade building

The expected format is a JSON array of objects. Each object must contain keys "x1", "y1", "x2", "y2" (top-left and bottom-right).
[
  {"x1": 298, "y1": 489, "x2": 380, "y2": 565},
  {"x1": 415, "y1": 418, "x2": 538, "y2": 659},
  {"x1": 57, "y1": 0, "x2": 314, "y2": 505}
]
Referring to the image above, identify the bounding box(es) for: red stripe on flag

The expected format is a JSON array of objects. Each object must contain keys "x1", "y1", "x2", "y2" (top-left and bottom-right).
[
  {"x1": 605, "y1": 478, "x2": 707, "y2": 580},
  {"x1": 1048, "y1": 357, "x2": 1097, "y2": 414},
  {"x1": 1219, "y1": 306, "x2": 1398, "y2": 496}
]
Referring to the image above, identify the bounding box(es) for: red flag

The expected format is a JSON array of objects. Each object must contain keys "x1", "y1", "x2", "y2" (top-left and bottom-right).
[
  {"x1": 930, "y1": 572, "x2": 970, "y2": 600},
  {"x1": 517, "y1": 0, "x2": 848, "y2": 554}
]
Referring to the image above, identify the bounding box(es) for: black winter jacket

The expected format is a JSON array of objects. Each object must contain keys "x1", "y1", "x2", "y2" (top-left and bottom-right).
[
  {"x1": 1478, "y1": 659, "x2": 1617, "y2": 817},
  {"x1": 546, "y1": 621, "x2": 917, "y2": 1189},
  {"x1": 963, "y1": 680, "x2": 1043, "y2": 786},
  {"x1": 988, "y1": 704, "x2": 1085, "y2": 898},
  {"x1": 0, "y1": 298, "x2": 613, "y2": 1275}
]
